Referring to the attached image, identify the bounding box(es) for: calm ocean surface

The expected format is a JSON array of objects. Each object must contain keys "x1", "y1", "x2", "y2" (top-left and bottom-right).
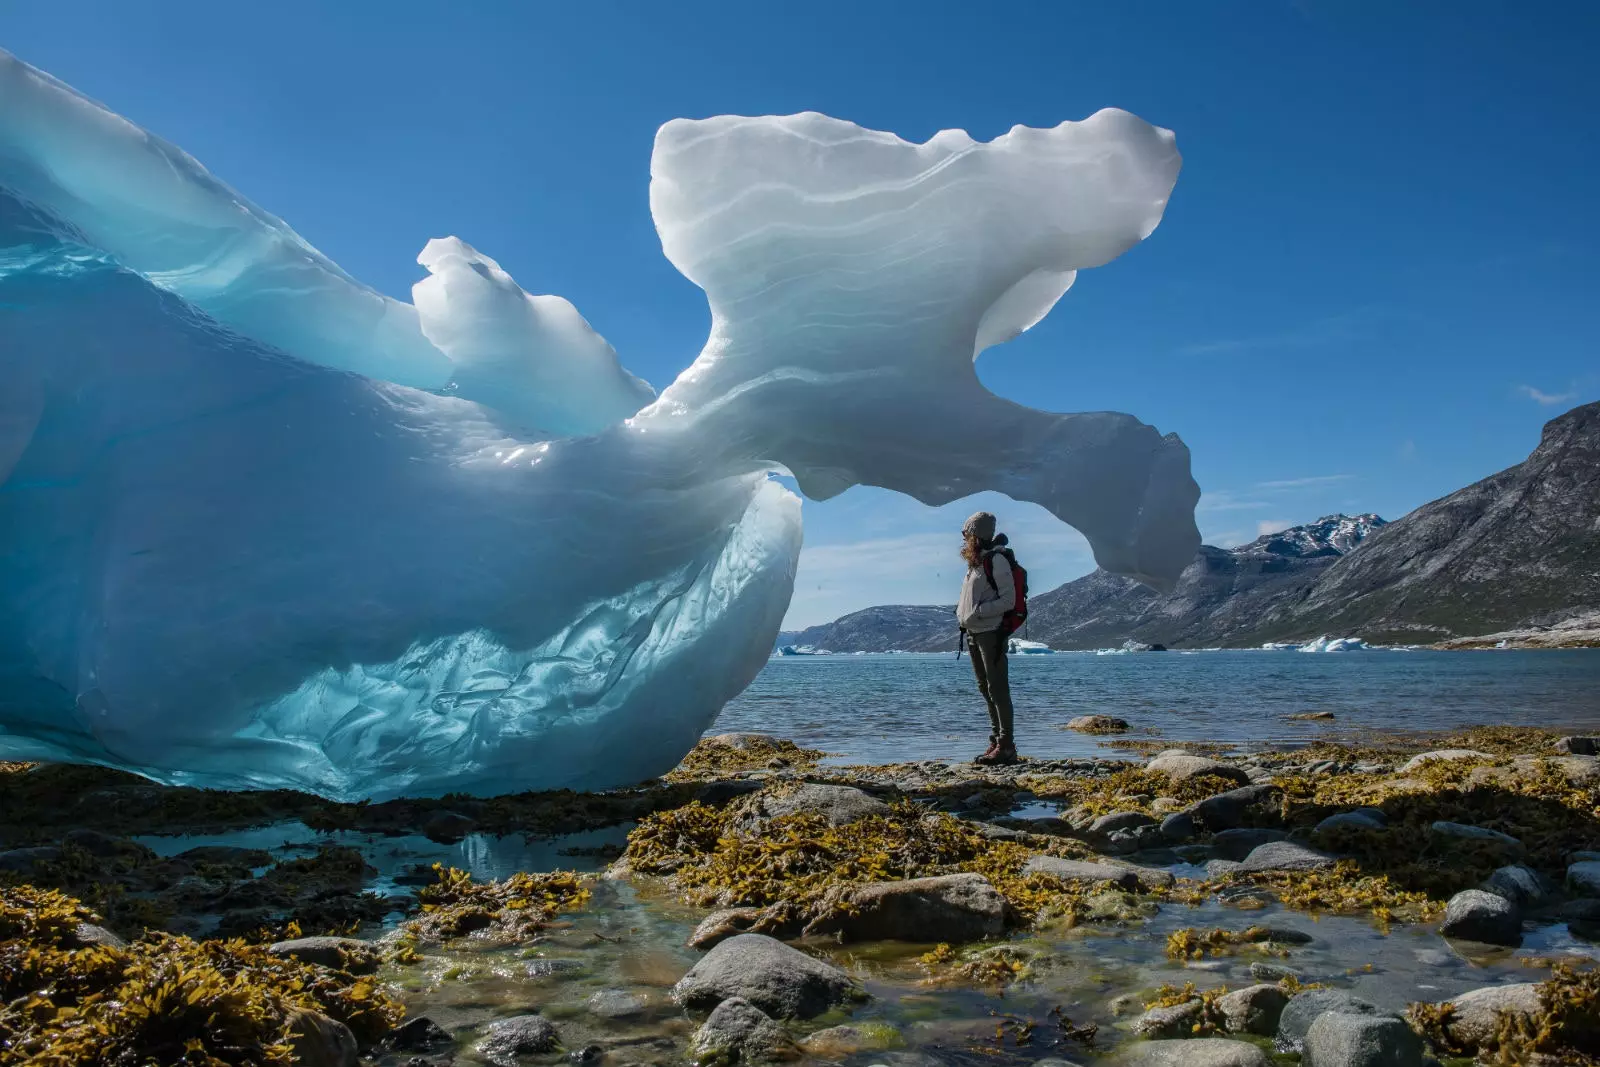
[{"x1": 711, "y1": 649, "x2": 1600, "y2": 765}]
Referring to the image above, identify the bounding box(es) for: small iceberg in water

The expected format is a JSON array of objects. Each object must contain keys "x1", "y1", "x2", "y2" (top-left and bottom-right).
[
  {"x1": 1296, "y1": 635, "x2": 1372, "y2": 652},
  {"x1": 1008, "y1": 638, "x2": 1056, "y2": 654}
]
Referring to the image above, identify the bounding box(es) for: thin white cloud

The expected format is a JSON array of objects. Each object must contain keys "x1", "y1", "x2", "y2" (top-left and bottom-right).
[
  {"x1": 1254, "y1": 474, "x2": 1353, "y2": 489},
  {"x1": 1518, "y1": 384, "x2": 1578, "y2": 406},
  {"x1": 1256, "y1": 519, "x2": 1292, "y2": 537},
  {"x1": 1177, "y1": 305, "x2": 1391, "y2": 358}
]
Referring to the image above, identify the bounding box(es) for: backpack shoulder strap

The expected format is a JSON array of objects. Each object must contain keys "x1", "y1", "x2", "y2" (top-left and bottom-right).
[{"x1": 980, "y1": 549, "x2": 998, "y2": 591}]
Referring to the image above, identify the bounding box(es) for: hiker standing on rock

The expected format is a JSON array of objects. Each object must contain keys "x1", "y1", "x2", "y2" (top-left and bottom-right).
[{"x1": 957, "y1": 511, "x2": 1029, "y2": 765}]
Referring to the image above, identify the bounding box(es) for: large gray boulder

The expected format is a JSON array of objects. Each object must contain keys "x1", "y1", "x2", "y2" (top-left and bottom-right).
[
  {"x1": 1277, "y1": 989, "x2": 1384, "y2": 1051},
  {"x1": 1313, "y1": 811, "x2": 1386, "y2": 836},
  {"x1": 689, "y1": 996, "x2": 794, "y2": 1063},
  {"x1": 1439, "y1": 889, "x2": 1521, "y2": 946},
  {"x1": 1146, "y1": 751, "x2": 1251, "y2": 785},
  {"x1": 1021, "y1": 855, "x2": 1140, "y2": 890},
  {"x1": 802, "y1": 873, "x2": 1006, "y2": 942},
  {"x1": 1433, "y1": 983, "x2": 1541, "y2": 1050},
  {"x1": 1217, "y1": 983, "x2": 1289, "y2": 1035},
  {"x1": 1113, "y1": 1038, "x2": 1271, "y2": 1067},
  {"x1": 1212, "y1": 827, "x2": 1289, "y2": 860},
  {"x1": 673, "y1": 934, "x2": 857, "y2": 1019},
  {"x1": 1237, "y1": 840, "x2": 1336, "y2": 873},
  {"x1": 1569, "y1": 860, "x2": 1600, "y2": 896},
  {"x1": 758, "y1": 784, "x2": 890, "y2": 826},
  {"x1": 1556, "y1": 736, "x2": 1598, "y2": 755},
  {"x1": 1429, "y1": 821, "x2": 1525, "y2": 858},
  {"x1": 1302, "y1": 1012, "x2": 1424, "y2": 1067},
  {"x1": 1190, "y1": 784, "x2": 1281, "y2": 831},
  {"x1": 478, "y1": 1015, "x2": 559, "y2": 1065},
  {"x1": 1398, "y1": 750, "x2": 1491, "y2": 773},
  {"x1": 1481, "y1": 864, "x2": 1554, "y2": 909}
]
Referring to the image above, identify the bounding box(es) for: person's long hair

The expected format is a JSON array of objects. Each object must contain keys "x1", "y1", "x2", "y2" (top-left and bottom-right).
[{"x1": 960, "y1": 532, "x2": 985, "y2": 570}]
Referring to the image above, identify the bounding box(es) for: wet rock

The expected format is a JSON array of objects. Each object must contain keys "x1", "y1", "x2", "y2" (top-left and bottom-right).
[
  {"x1": 422, "y1": 810, "x2": 477, "y2": 844},
  {"x1": 1398, "y1": 750, "x2": 1492, "y2": 773},
  {"x1": 1212, "y1": 827, "x2": 1290, "y2": 861},
  {"x1": 1433, "y1": 983, "x2": 1541, "y2": 1050},
  {"x1": 1556, "y1": 898, "x2": 1600, "y2": 921},
  {"x1": 526, "y1": 957, "x2": 584, "y2": 977},
  {"x1": 62, "y1": 828, "x2": 152, "y2": 859},
  {"x1": 1568, "y1": 860, "x2": 1600, "y2": 896},
  {"x1": 1429, "y1": 821, "x2": 1524, "y2": 858},
  {"x1": 1218, "y1": 983, "x2": 1288, "y2": 1035},
  {"x1": 1250, "y1": 961, "x2": 1303, "y2": 982},
  {"x1": 1090, "y1": 811, "x2": 1156, "y2": 835},
  {"x1": 0, "y1": 845, "x2": 62, "y2": 872},
  {"x1": 800, "y1": 1022, "x2": 903, "y2": 1056},
  {"x1": 973, "y1": 821, "x2": 1030, "y2": 842},
  {"x1": 587, "y1": 988, "x2": 647, "y2": 1019},
  {"x1": 268, "y1": 936, "x2": 379, "y2": 974},
  {"x1": 1439, "y1": 889, "x2": 1521, "y2": 946},
  {"x1": 1206, "y1": 858, "x2": 1244, "y2": 878},
  {"x1": 1021, "y1": 855, "x2": 1140, "y2": 890},
  {"x1": 1119, "y1": 864, "x2": 1176, "y2": 890},
  {"x1": 689, "y1": 907, "x2": 766, "y2": 950},
  {"x1": 569, "y1": 1044, "x2": 604, "y2": 1063},
  {"x1": 1066, "y1": 715, "x2": 1129, "y2": 733},
  {"x1": 1133, "y1": 998, "x2": 1203, "y2": 1038},
  {"x1": 286, "y1": 1008, "x2": 359, "y2": 1067},
  {"x1": 1571, "y1": 850, "x2": 1600, "y2": 863},
  {"x1": 673, "y1": 933, "x2": 857, "y2": 1019},
  {"x1": 697, "y1": 779, "x2": 767, "y2": 806},
  {"x1": 803, "y1": 872, "x2": 1006, "y2": 942},
  {"x1": 1190, "y1": 784, "x2": 1281, "y2": 831},
  {"x1": 1314, "y1": 811, "x2": 1386, "y2": 836},
  {"x1": 1113, "y1": 1038, "x2": 1271, "y2": 1066},
  {"x1": 1146, "y1": 751, "x2": 1251, "y2": 786},
  {"x1": 1022, "y1": 816, "x2": 1082, "y2": 838},
  {"x1": 1278, "y1": 990, "x2": 1384, "y2": 1051},
  {"x1": 1238, "y1": 841, "x2": 1336, "y2": 873},
  {"x1": 480, "y1": 1015, "x2": 559, "y2": 1063},
  {"x1": 1160, "y1": 811, "x2": 1197, "y2": 843},
  {"x1": 690, "y1": 996, "x2": 794, "y2": 1063},
  {"x1": 70, "y1": 923, "x2": 127, "y2": 950},
  {"x1": 1556, "y1": 736, "x2": 1598, "y2": 756},
  {"x1": 758, "y1": 783, "x2": 890, "y2": 826},
  {"x1": 1481, "y1": 864, "x2": 1554, "y2": 909},
  {"x1": 175, "y1": 845, "x2": 274, "y2": 867},
  {"x1": 1259, "y1": 925, "x2": 1314, "y2": 945},
  {"x1": 1302, "y1": 1012, "x2": 1423, "y2": 1067},
  {"x1": 385, "y1": 1016, "x2": 454, "y2": 1053}
]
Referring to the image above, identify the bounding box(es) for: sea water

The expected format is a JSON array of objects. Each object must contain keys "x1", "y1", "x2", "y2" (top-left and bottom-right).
[{"x1": 714, "y1": 649, "x2": 1600, "y2": 763}]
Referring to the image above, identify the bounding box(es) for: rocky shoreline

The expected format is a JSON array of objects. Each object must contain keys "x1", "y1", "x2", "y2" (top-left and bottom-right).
[{"x1": 3, "y1": 728, "x2": 1599, "y2": 1066}]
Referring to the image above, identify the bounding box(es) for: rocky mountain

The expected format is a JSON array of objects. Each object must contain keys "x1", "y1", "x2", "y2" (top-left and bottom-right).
[
  {"x1": 782, "y1": 402, "x2": 1600, "y2": 650},
  {"x1": 1024, "y1": 514, "x2": 1387, "y2": 649},
  {"x1": 1271, "y1": 400, "x2": 1600, "y2": 644}
]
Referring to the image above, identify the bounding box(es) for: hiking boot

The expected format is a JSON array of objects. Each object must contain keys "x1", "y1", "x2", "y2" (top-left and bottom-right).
[
  {"x1": 989, "y1": 741, "x2": 1020, "y2": 766},
  {"x1": 973, "y1": 738, "x2": 1000, "y2": 764}
]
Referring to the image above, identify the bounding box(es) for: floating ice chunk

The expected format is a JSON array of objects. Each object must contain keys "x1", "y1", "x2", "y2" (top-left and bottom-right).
[
  {"x1": 643, "y1": 111, "x2": 1198, "y2": 586},
  {"x1": 413, "y1": 237, "x2": 655, "y2": 436}
]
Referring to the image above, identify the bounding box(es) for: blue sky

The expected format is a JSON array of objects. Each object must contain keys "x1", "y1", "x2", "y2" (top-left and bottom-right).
[{"x1": 5, "y1": 2, "x2": 1596, "y2": 627}]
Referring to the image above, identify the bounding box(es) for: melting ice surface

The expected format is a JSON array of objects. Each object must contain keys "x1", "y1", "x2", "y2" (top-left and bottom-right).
[{"x1": 0, "y1": 51, "x2": 1200, "y2": 799}]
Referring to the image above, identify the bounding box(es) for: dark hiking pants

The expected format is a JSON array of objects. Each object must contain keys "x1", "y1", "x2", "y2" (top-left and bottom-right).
[{"x1": 969, "y1": 629, "x2": 1014, "y2": 743}]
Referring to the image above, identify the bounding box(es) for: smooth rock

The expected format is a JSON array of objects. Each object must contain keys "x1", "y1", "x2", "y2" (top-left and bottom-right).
[
  {"x1": 1434, "y1": 983, "x2": 1541, "y2": 1050},
  {"x1": 1481, "y1": 865, "x2": 1554, "y2": 909},
  {"x1": 1568, "y1": 861, "x2": 1600, "y2": 896},
  {"x1": 690, "y1": 996, "x2": 793, "y2": 1063},
  {"x1": 480, "y1": 1015, "x2": 559, "y2": 1064},
  {"x1": 1190, "y1": 784, "x2": 1282, "y2": 831},
  {"x1": 1217, "y1": 983, "x2": 1288, "y2": 1035},
  {"x1": 385, "y1": 1016, "x2": 453, "y2": 1052},
  {"x1": 1090, "y1": 811, "x2": 1156, "y2": 835},
  {"x1": 1160, "y1": 811, "x2": 1197, "y2": 843},
  {"x1": 1146, "y1": 752, "x2": 1251, "y2": 786},
  {"x1": 1205, "y1": 858, "x2": 1245, "y2": 878},
  {"x1": 1066, "y1": 715, "x2": 1129, "y2": 733},
  {"x1": 1133, "y1": 998, "x2": 1203, "y2": 1038},
  {"x1": 587, "y1": 988, "x2": 647, "y2": 1018},
  {"x1": 802, "y1": 873, "x2": 1006, "y2": 942},
  {"x1": 1439, "y1": 889, "x2": 1521, "y2": 946},
  {"x1": 688, "y1": 907, "x2": 765, "y2": 950},
  {"x1": 268, "y1": 936, "x2": 379, "y2": 974},
  {"x1": 1250, "y1": 961, "x2": 1303, "y2": 983},
  {"x1": 62, "y1": 829, "x2": 152, "y2": 859},
  {"x1": 286, "y1": 1009, "x2": 359, "y2": 1067},
  {"x1": 759, "y1": 784, "x2": 890, "y2": 826},
  {"x1": 1278, "y1": 990, "x2": 1384, "y2": 1050},
  {"x1": 1237, "y1": 840, "x2": 1336, "y2": 873},
  {"x1": 800, "y1": 1022, "x2": 903, "y2": 1056},
  {"x1": 421, "y1": 810, "x2": 477, "y2": 844},
  {"x1": 1556, "y1": 736, "x2": 1598, "y2": 756},
  {"x1": 1021, "y1": 855, "x2": 1140, "y2": 890},
  {"x1": 1314, "y1": 811, "x2": 1386, "y2": 836},
  {"x1": 175, "y1": 845, "x2": 274, "y2": 867},
  {"x1": 1398, "y1": 750, "x2": 1492, "y2": 773},
  {"x1": 1303, "y1": 1012, "x2": 1424, "y2": 1067},
  {"x1": 1429, "y1": 821, "x2": 1525, "y2": 857},
  {"x1": 0, "y1": 846, "x2": 62, "y2": 872},
  {"x1": 697, "y1": 779, "x2": 767, "y2": 806},
  {"x1": 1113, "y1": 1038, "x2": 1271, "y2": 1067},
  {"x1": 71, "y1": 923, "x2": 127, "y2": 950},
  {"x1": 1212, "y1": 827, "x2": 1290, "y2": 860},
  {"x1": 673, "y1": 933, "x2": 857, "y2": 1019}
]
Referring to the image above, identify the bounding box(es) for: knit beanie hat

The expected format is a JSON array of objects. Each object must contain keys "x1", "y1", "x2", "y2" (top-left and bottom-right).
[{"x1": 962, "y1": 511, "x2": 997, "y2": 542}]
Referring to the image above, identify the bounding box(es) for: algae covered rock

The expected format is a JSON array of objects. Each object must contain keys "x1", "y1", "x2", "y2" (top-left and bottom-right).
[
  {"x1": 1217, "y1": 983, "x2": 1288, "y2": 1035},
  {"x1": 1022, "y1": 854, "x2": 1140, "y2": 890},
  {"x1": 1236, "y1": 840, "x2": 1335, "y2": 873},
  {"x1": 689, "y1": 907, "x2": 768, "y2": 950},
  {"x1": 286, "y1": 1008, "x2": 359, "y2": 1067},
  {"x1": 1133, "y1": 998, "x2": 1203, "y2": 1037},
  {"x1": 800, "y1": 1021, "x2": 904, "y2": 1056},
  {"x1": 757, "y1": 783, "x2": 890, "y2": 826},
  {"x1": 802, "y1": 872, "x2": 1006, "y2": 942},
  {"x1": 1190, "y1": 784, "x2": 1281, "y2": 831},
  {"x1": 1066, "y1": 715, "x2": 1130, "y2": 733},
  {"x1": 674, "y1": 933, "x2": 858, "y2": 1019},
  {"x1": 1113, "y1": 1037, "x2": 1271, "y2": 1066},
  {"x1": 1146, "y1": 751, "x2": 1250, "y2": 785},
  {"x1": 1398, "y1": 749, "x2": 1492, "y2": 773},
  {"x1": 1302, "y1": 1011, "x2": 1423, "y2": 1067},
  {"x1": 1428, "y1": 982, "x2": 1541, "y2": 1050},
  {"x1": 1439, "y1": 888, "x2": 1521, "y2": 946},
  {"x1": 1428, "y1": 821, "x2": 1525, "y2": 859},
  {"x1": 690, "y1": 996, "x2": 795, "y2": 1063},
  {"x1": 268, "y1": 935, "x2": 379, "y2": 974}
]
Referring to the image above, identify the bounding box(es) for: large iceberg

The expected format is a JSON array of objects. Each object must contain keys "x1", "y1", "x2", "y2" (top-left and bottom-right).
[{"x1": 0, "y1": 50, "x2": 1200, "y2": 799}]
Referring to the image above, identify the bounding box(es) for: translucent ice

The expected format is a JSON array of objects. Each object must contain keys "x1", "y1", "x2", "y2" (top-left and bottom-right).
[{"x1": 0, "y1": 49, "x2": 1199, "y2": 799}]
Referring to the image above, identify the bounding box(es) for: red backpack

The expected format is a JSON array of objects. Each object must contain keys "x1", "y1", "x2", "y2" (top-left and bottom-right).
[{"x1": 982, "y1": 543, "x2": 1029, "y2": 638}]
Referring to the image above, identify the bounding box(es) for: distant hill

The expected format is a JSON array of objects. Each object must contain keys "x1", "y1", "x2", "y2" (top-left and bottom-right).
[{"x1": 782, "y1": 401, "x2": 1600, "y2": 650}]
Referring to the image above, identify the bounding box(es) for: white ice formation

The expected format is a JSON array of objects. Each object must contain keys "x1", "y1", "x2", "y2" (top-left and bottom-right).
[{"x1": 0, "y1": 49, "x2": 1199, "y2": 799}]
